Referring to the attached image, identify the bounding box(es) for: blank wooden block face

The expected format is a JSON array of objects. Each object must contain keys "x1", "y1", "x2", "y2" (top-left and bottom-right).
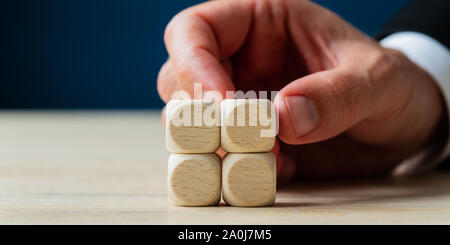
[
  {"x1": 168, "y1": 153, "x2": 221, "y2": 206},
  {"x1": 222, "y1": 153, "x2": 276, "y2": 207},
  {"x1": 166, "y1": 100, "x2": 220, "y2": 153},
  {"x1": 221, "y1": 99, "x2": 276, "y2": 153}
]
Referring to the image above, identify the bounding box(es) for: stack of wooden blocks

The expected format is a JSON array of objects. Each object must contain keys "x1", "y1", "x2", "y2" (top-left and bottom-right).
[{"x1": 166, "y1": 99, "x2": 276, "y2": 207}]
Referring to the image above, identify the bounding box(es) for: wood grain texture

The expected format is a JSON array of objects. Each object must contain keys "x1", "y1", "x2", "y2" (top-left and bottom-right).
[
  {"x1": 168, "y1": 154, "x2": 221, "y2": 206},
  {"x1": 222, "y1": 153, "x2": 276, "y2": 207},
  {"x1": 221, "y1": 99, "x2": 275, "y2": 153},
  {"x1": 166, "y1": 100, "x2": 220, "y2": 153},
  {"x1": 1, "y1": 111, "x2": 450, "y2": 224}
]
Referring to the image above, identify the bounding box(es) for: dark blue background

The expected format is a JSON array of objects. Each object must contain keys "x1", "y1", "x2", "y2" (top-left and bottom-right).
[{"x1": 0, "y1": 0, "x2": 410, "y2": 109}]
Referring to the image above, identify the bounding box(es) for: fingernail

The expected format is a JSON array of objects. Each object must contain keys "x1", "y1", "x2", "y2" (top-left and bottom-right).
[{"x1": 285, "y1": 95, "x2": 319, "y2": 137}]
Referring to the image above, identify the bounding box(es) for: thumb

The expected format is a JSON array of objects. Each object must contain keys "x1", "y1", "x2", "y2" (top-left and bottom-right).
[{"x1": 274, "y1": 68, "x2": 382, "y2": 145}]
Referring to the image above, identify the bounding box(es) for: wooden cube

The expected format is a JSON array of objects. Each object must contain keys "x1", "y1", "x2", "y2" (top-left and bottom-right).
[
  {"x1": 221, "y1": 99, "x2": 276, "y2": 153},
  {"x1": 222, "y1": 153, "x2": 276, "y2": 207},
  {"x1": 168, "y1": 153, "x2": 221, "y2": 206},
  {"x1": 166, "y1": 100, "x2": 220, "y2": 153}
]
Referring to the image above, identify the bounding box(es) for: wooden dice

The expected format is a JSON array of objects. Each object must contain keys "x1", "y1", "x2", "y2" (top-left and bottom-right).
[
  {"x1": 168, "y1": 153, "x2": 221, "y2": 206},
  {"x1": 221, "y1": 99, "x2": 276, "y2": 153},
  {"x1": 166, "y1": 99, "x2": 277, "y2": 207},
  {"x1": 166, "y1": 100, "x2": 220, "y2": 153},
  {"x1": 222, "y1": 153, "x2": 276, "y2": 207}
]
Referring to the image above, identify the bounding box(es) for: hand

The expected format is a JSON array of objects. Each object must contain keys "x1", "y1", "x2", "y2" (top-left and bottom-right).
[{"x1": 157, "y1": 0, "x2": 445, "y2": 181}]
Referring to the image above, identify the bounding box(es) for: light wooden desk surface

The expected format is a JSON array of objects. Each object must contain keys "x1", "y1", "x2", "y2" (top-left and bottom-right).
[{"x1": 1, "y1": 111, "x2": 450, "y2": 224}]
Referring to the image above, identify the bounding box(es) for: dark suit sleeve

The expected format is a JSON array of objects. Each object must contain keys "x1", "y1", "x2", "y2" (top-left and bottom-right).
[{"x1": 377, "y1": 0, "x2": 450, "y2": 49}]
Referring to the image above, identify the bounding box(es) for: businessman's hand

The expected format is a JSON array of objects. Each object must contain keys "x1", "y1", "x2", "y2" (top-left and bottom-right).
[{"x1": 157, "y1": 0, "x2": 445, "y2": 181}]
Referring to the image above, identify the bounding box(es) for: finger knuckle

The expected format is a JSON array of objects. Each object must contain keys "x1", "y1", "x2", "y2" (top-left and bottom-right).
[
  {"x1": 164, "y1": 9, "x2": 195, "y2": 45},
  {"x1": 156, "y1": 68, "x2": 166, "y2": 94},
  {"x1": 157, "y1": 62, "x2": 174, "y2": 101},
  {"x1": 328, "y1": 72, "x2": 361, "y2": 116}
]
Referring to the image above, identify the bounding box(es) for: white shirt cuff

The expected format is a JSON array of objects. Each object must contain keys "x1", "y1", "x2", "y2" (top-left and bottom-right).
[{"x1": 380, "y1": 31, "x2": 450, "y2": 174}]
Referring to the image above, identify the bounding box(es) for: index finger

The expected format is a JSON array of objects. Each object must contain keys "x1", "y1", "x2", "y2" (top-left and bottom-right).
[{"x1": 164, "y1": 0, "x2": 254, "y2": 98}]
